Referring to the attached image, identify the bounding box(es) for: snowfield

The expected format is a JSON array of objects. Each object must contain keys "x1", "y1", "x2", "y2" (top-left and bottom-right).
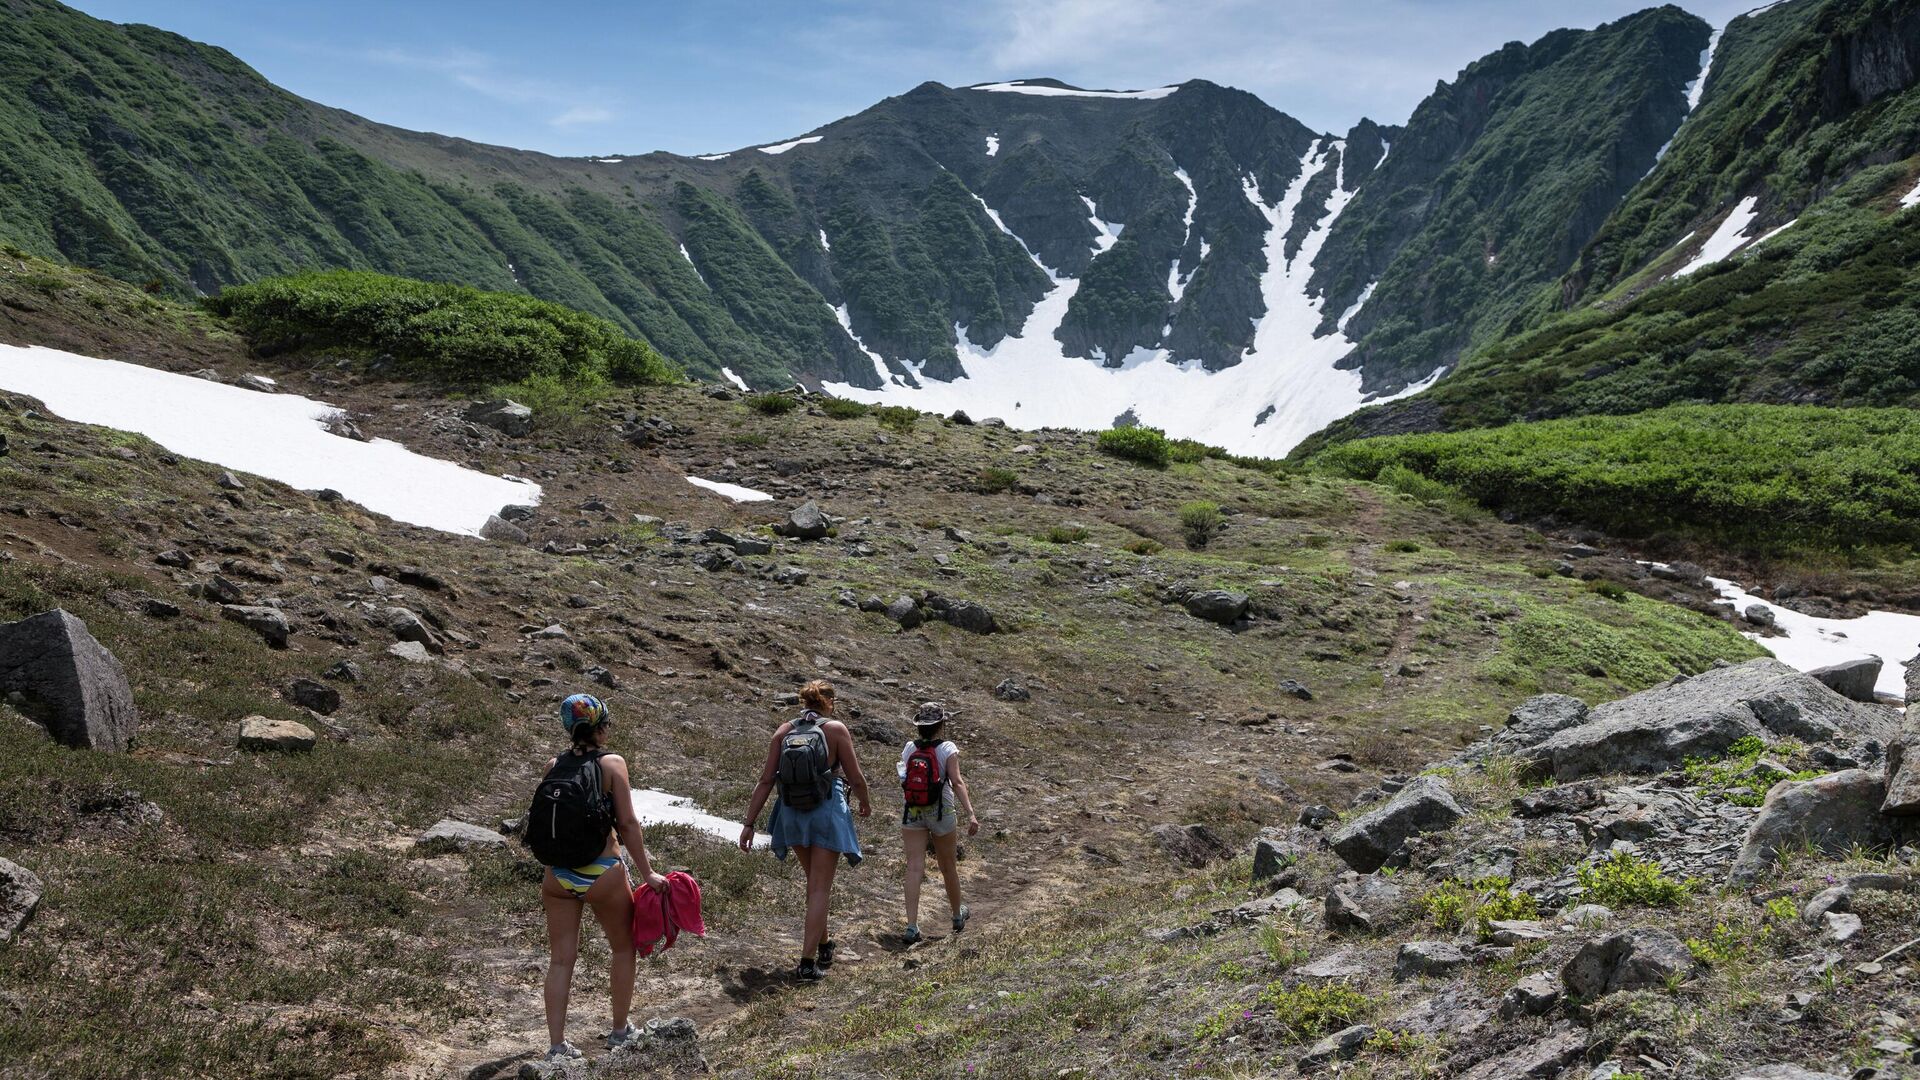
[
  {"x1": 0, "y1": 343, "x2": 540, "y2": 535},
  {"x1": 1674, "y1": 196, "x2": 1761, "y2": 277},
  {"x1": 720, "y1": 367, "x2": 750, "y2": 392},
  {"x1": 685, "y1": 476, "x2": 772, "y2": 502},
  {"x1": 823, "y1": 141, "x2": 1431, "y2": 457},
  {"x1": 967, "y1": 81, "x2": 1178, "y2": 100},
  {"x1": 1705, "y1": 576, "x2": 1920, "y2": 702},
  {"x1": 1902, "y1": 177, "x2": 1920, "y2": 209},
  {"x1": 631, "y1": 789, "x2": 767, "y2": 847},
  {"x1": 758, "y1": 135, "x2": 822, "y2": 155}
]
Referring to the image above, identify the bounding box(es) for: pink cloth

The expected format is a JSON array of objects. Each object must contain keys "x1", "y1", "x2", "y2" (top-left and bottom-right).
[{"x1": 630, "y1": 871, "x2": 706, "y2": 958}]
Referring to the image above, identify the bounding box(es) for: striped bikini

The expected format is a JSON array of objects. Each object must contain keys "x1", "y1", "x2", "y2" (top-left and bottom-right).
[{"x1": 553, "y1": 855, "x2": 621, "y2": 898}]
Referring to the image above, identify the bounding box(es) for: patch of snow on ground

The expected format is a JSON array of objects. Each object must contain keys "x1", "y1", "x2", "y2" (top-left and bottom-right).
[
  {"x1": 1674, "y1": 196, "x2": 1761, "y2": 277},
  {"x1": 1686, "y1": 27, "x2": 1725, "y2": 112},
  {"x1": 969, "y1": 191, "x2": 1052, "y2": 277},
  {"x1": 694, "y1": 153, "x2": 730, "y2": 161},
  {"x1": 1902, "y1": 177, "x2": 1920, "y2": 209},
  {"x1": 720, "y1": 368, "x2": 750, "y2": 392},
  {"x1": 833, "y1": 305, "x2": 894, "y2": 386},
  {"x1": 631, "y1": 789, "x2": 767, "y2": 848},
  {"x1": 1748, "y1": 218, "x2": 1797, "y2": 247},
  {"x1": 685, "y1": 476, "x2": 772, "y2": 502},
  {"x1": 822, "y1": 141, "x2": 1432, "y2": 457},
  {"x1": 985, "y1": 134, "x2": 1000, "y2": 156},
  {"x1": 1081, "y1": 195, "x2": 1122, "y2": 253},
  {"x1": 818, "y1": 229, "x2": 831, "y2": 252},
  {"x1": 678, "y1": 243, "x2": 707, "y2": 286},
  {"x1": 968, "y1": 81, "x2": 1177, "y2": 100},
  {"x1": 1336, "y1": 282, "x2": 1377, "y2": 334},
  {"x1": 591, "y1": 157, "x2": 624, "y2": 164},
  {"x1": 758, "y1": 135, "x2": 822, "y2": 155},
  {"x1": 0, "y1": 343, "x2": 539, "y2": 535},
  {"x1": 1705, "y1": 576, "x2": 1920, "y2": 701},
  {"x1": 1167, "y1": 168, "x2": 1199, "y2": 302}
]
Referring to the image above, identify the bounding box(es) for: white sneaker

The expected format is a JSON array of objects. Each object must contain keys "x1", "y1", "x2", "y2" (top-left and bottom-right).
[
  {"x1": 607, "y1": 1022, "x2": 640, "y2": 1050},
  {"x1": 546, "y1": 1041, "x2": 584, "y2": 1060}
]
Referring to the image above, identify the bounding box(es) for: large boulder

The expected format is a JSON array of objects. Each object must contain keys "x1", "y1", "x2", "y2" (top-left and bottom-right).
[
  {"x1": 237, "y1": 716, "x2": 316, "y2": 753},
  {"x1": 1520, "y1": 660, "x2": 1890, "y2": 782},
  {"x1": 479, "y1": 514, "x2": 530, "y2": 544},
  {"x1": 775, "y1": 501, "x2": 832, "y2": 540},
  {"x1": 1183, "y1": 590, "x2": 1250, "y2": 627},
  {"x1": 1562, "y1": 928, "x2": 1699, "y2": 998},
  {"x1": 465, "y1": 399, "x2": 534, "y2": 437},
  {"x1": 0, "y1": 857, "x2": 43, "y2": 944},
  {"x1": 416, "y1": 819, "x2": 508, "y2": 851},
  {"x1": 1328, "y1": 776, "x2": 1464, "y2": 872},
  {"x1": 1885, "y1": 714, "x2": 1920, "y2": 816},
  {"x1": 1502, "y1": 694, "x2": 1589, "y2": 744},
  {"x1": 0, "y1": 609, "x2": 137, "y2": 751},
  {"x1": 221, "y1": 604, "x2": 291, "y2": 649},
  {"x1": 1150, "y1": 823, "x2": 1230, "y2": 868},
  {"x1": 1730, "y1": 769, "x2": 1899, "y2": 884},
  {"x1": 1807, "y1": 657, "x2": 1882, "y2": 703},
  {"x1": 926, "y1": 595, "x2": 998, "y2": 635}
]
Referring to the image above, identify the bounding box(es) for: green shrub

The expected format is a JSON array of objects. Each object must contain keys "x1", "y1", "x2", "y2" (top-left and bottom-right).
[
  {"x1": 1376, "y1": 463, "x2": 1460, "y2": 505},
  {"x1": 206, "y1": 270, "x2": 677, "y2": 387},
  {"x1": 1178, "y1": 501, "x2": 1224, "y2": 549},
  {"x1": 974, "y1": 467, "x2": 1018, "y2": 494},
  {"x1": 1386, "y1": 539, "x2": 1423, "y2": 553},
  {"x1": 1575, "y1": 852, "x2": 1692, "y2": 907},
  {"x1": 820, "y1": 397, "x2": 870, "y2": 419},
  {"x1": 1257, "y1": 982, "x2": 1371, "y2": 1042},
  {"x1": 1096, "y1": 426, "x2": 1171, "y2": 468},
  {"x1": 874, "y1": 406, "x2": 918, "y2": 433},
  {"x1": 1168, "y1": 438, "x2": 1218, "y2": 464},
  {"x1": 1686, "y1": 920, "x2": 1772, "y2": 967},
  {"x1": 487, "y1": 372, "x2": 610, "y2": 430},
  {"x1": 745, "y1": 393, "x2": 798, "y2": 416},
  {"x1": 1682, "y1": 736, "x2": 1821, "y2": 806},
  {"x1": 1041, "y1": 525, "x2": 1089, "y2": 544},
  {"x1": 1585, "y1": 579, "x2": 1630, "y2": 602},
  {"x1": 1124, "y1": 538, "x2": 1164, "y2": 556},
  {"x1": 1418, "y1": 876, "x2": 1537, "y2": 939}
]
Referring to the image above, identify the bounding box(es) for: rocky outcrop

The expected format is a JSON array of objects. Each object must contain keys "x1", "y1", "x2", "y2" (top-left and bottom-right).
[
  {"x1": 1151, "y1": 823, "x2": 1230, "y2": 868},
  {"x1": 221, "y1": 604, "x2": 291, "y2": 649},
  {"x1": 1520, "y1": 660, "x2": 1890, "y2": 782},
  {"x1": 0, "y1": 857, "x2": 43, "y2": 944},
  {"x1": 465, "y1": 399, "x2": 534, "y2": 437},
  {"x1": 1328, "y1": 776, "x2": 1464, "y2": 872},
  {"x1": 237, "y1": 716, "x2": 316, "y2": 752},
  {"x1": 416, "y1": 819, "x2": 509, "y2": 851},
  {"x1": 0, "y1": 609, "x2": 137, "y2": 751},
  {"x1": 1730, "y1": 769, "x2": 1901, "y2": 884},
  {"x1": 1562, "y1": 928, "x2": 1698, "y2": 998},
  {"x1": 1808, "y1": 657, "x2": 1882, "y2": 703}
]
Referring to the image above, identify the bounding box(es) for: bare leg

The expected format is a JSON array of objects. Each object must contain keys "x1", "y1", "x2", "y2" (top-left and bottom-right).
[
  {"x1": 803, "y1": 846, "x2": 839, "y2": 959},
  {"x1": 789, "y1": 844, "x2": 813, "y2": 957},
  {"x1": 902, "y1": 828, "x2": 929, "y2": 926},
  {"x1": 541, "y1": 872, "x2": 585, "y2": 1048},
  {"x1": 585, "y1": 864, "x2": 637, "y2": 1032},
  {"x1": 933, "y1": 830, "x2": 963, "y2": 916}
]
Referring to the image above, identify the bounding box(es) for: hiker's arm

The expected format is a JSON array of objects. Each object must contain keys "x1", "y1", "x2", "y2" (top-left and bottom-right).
[
  {"x1": 949, "y1": 753, "x2": 980, "y2": 836},
  {"x1": 604, "y1": 757, "x2": 669, "y2": 891},
  {"x1": 739, "y1": 727, "x2": 784, "y2": 850},
  {"x1": 829, "y1": 722, "x2": 872, "y2": 818}
]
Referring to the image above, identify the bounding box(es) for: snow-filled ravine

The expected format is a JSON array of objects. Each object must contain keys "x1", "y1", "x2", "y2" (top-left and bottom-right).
[
  {"x1": 1705, "y1": 575, "x2": 1920, "y2": 702},
  {"x1": 823, "y1": 139, "x2": 1436, "y2": 458},
  {"x1": 0, "y1": 343, "x2": 539, "y2": 536},
  {"x1": 632, "y1": 789, "x2": 766, "y2": 848}
]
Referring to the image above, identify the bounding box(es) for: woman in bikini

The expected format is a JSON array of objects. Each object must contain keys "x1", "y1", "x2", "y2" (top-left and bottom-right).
[
  {"x1": 537, "y1": 694, "x2": 670, "y2": 1062},
  {"x1": 738, "y1": 679, "x2": 872, "y2": 981}
]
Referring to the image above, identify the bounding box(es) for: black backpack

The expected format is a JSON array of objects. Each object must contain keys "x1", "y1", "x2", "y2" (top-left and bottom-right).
[
  {"x1": 777, "y1": 713, "x2": 834, "y2": 811},
  {"x1": 526, "y1": 749, "x2": 615, "y2": 867}
]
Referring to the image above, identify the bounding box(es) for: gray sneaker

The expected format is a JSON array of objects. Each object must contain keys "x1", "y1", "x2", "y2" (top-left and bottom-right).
[
  {"x1": 546, "y1": 1042, "x2": 584, "y2": 1061},
  {"x1": 952, "y1": 904, "x2": 971, "y2": 933},
  {"x1": 901, "y1": 924, "x2": 923, "y2": 945},
  {"x1": 607, "y1": 1023, "x2": 640, "y2": 1050}
]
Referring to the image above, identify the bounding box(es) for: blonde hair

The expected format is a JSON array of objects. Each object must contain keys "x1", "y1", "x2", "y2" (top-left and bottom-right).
[{"x1": 799, "y1": 679, "x2": 835, "y2": 713}]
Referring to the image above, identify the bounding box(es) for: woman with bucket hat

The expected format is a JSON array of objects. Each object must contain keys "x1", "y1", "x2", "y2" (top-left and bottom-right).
[{"x1": 896, "y1": 701, "x2": 979, "y2": 944}]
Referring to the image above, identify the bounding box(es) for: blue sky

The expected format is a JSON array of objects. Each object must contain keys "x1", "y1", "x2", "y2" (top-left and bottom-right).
[{"x1": 70, "y1": 0, "x2": 1763, "y2": 158}]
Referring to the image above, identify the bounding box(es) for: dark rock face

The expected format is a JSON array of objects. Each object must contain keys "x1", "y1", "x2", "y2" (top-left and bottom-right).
[
  {"x1": 1731, "y1": 769, "x2": 1902, "y2": 884},
  {"x1": 0, "y1": 609, "x2": 138, "y2": 751},
  {"x1": 286, "y1": 678, "x2": 341, "y2": 715},
  {"x1": 1150, "y1": 823, "x2": 1230, "y2": 868},
  {"x1": 1328, "y1": 776, "x2": 1464, "y2": 872},
  {"x1": 1562, "y1": 928, "x2": 1699, "y2": 998}
]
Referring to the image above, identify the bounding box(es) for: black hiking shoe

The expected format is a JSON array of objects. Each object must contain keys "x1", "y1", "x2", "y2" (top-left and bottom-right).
[
  {"x1": 795, "y1": 957, "x2": 823, "y2": 982},
  {"x1": 816, "y1": 940, "x2": 835, "y2": 970},
  {"x1": 952, "y1": 904, "x2": 971, "y2": 933}
]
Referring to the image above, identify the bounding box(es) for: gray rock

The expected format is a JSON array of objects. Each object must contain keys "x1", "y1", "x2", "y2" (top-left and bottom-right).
[
  {"x1": 777, "y1": 501, "x2": 832, "y2": 540},
  {"x1": 1499, "y1": 971, "x2": 1561, "y2": 1018},
  {"x1": 1251, "y1": 833, "x2": 1302, "y2": 882},
  {"x1": 1560, "y1": 904, "x2": 1613, "y2": 928},
  {"x1": 1734, "y1": 1067, "x2": 1848, "y2": 1080},
  {"x1": 1486, "y1": 920, "x2": 1553, "y2": 946},
  {"x1": 1822, "y1": 911, "x2": 1863, "y2": 943},
  {"x1": 1150, "y1": 823, "x2": 1229, "y2": 868},
  {"x1": 465, "y1": 399, "x2": 534, "y2": 436},
  {"x1": 386, "y1": 607, "x2": 442, "y2": 653},
  {"x1": 0, "y1": 857, "x2": 44, "y2": 944},
  {"x1": 1299, "y1": 804, "x2": 1338, "y2": 829},
  {"x1": 1325, "y1": 885, "x2": 1375, "y2": 935},
  {"x1": 323, "y1": 660, "x2": 363, "y2": 684},
  {"x1": 1562, "y1": 928, "x2": 1699, "y2": 998},
  {"x1": 1278, "y1": 680, "x2": 1314, "y2": 700},
  {"x1": 1395, "y1": 940, "x2": 1469, "y2": 980},
  {"x1": 1808, "y1": 657, "x2": 1882, "y2": 703},
  {"x1": 286, "y1": 678, "x2": 341, "y2": 715},
  {"x1": 479, "y1": 514, "x2": 530, "y2": 544},
  {"x1": 237, "y1": 716, "x2": 316, "y2": 752},
  {"x1": 217, "y1": 470, "x2": 246, "y2": 490},
  {"x1": 0, "y1": 609, "x2": 138, "y2": 751},
  {"x1": 416, "y1": 819, "x2": 508, "y2": 850},
  {"x1": 993, "y1": 678, "x2": 1030, "y2": 702},
  {"x1": 1521, "y1": 659, "x2": 1890, "y2": 781},
  {"x1": 1455, "y1": 1025, "x2": 1586, "y2": 1080},
  {"x1": 885, "y1": 597, "x2": 924, "y2": 630},
  {"x1": 1884, "y1": 715, "x2": 1920, "y2": 816},
  {"x1": 1183, "y1": 590, "x2": 1250, "y2": 626},
  {"x1": 927, "y1": 595, "x2": 997, "y2": 634},
  {"x1": 1801, "y1": 885, "x2": 1852, "y2": 925},
  {"x1": 1505, "y1": 693, "x2": 1590, "y2": 743},
  {"x1": 221, "y1": 604, "x2": 291, "y2": 649},
  {"x1": 1513, "y1": 780, "x2": 1605, "y2": 817},
  {"x1": 388, "y1": 641, "x2": 434, "y2": 664},
  {"x1": 1297, "y1": 948, "x2": 1372, "y2": 980},
  {"x1": 771, "y1": 566, "x2": 810, "y2": 586},
  {"x1": 1744, "y1": 603, "x2": 1777, "y2": 627},
  {"x1": 733, "y1": 536, "x2": 774, "y2": 557},
  {"x1": 1731, "y1": 769, "x2": 1898, "y2": 884},
  {"x1": 1328, "y1": 776, "x2": 1464, "y2": 872},
  {"x1": 1299, "y1": 1024, "x2": 1374, "y2": 1071}
]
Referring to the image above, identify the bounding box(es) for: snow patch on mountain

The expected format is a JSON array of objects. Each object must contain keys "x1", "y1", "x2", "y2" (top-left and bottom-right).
[
  {"x1": 832, "y1": 304, "x2": 895, "y2": 386},
  {"x1": 1337, "y1": 282, "x2": 1376, "y2": 334},
  {"x1": 985, "y1": 134, "x2": 1000, "y2": 156},
  {"x1": 1168, "y1": 168, "x2": 1199, "y2": 303},
  {"x1": 1704, "y1": 575, "x2": 1920, "y2": 701},
  {"x1": 720, "y1": 368, "x2": 750, "y2": 392},
  {"x1": 1674, "y1": 196, "x2": 1760, "y2": 276},
  {"x1": 1902, "y1": 177, "x2": 1920, "y2": 209},
  {"x1": 758, "y1": 135, "x2": 822, "y2": 155},
  {"x1": 818, "y1": 229, "x2": 831, "y2": 252},
  {"x1": 686, "y1": 477, "x2": 772, "y2": 502},
  {"x1": 679, "y1": 244, "x2": 707, "y2": 286},
  {"x1": 968, "y1": 81, "x2": 1178, "y2": 100},
  {"x1": 0, "y1": 344, "x2": 539, "y2": 535},
  {"x1": 970, "y1": 192, "x2": 1052, "y2": 277},
  {"x1": 694, "y1": 153, "x2": 729, "y2": 161},
  {"x1": 822, "y1": 142, "x2": 1426, "y2": 457}
]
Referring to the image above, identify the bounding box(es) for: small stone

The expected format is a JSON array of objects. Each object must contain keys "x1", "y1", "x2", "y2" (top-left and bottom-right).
[
  {"x1": 323, "y1": 660, "x2": 363, "y2": 684},
  {"x1": 237, "y1": 716, "x2": 316, "y2": 752},
  {"x1": 1396, "y1": 941, "x2": 1469, "y2": 980},
  {"x1": 220, "y1": 604, "x2": 291, "y2": 649},
  {"x1": 285, "y1": 678, "x2": 341, "y2": 715},
  {"x1": 1325, "y1": 886, "x2": 1375, "y2": 935},
  {"x1": 415, "y1": 819, "x2": 508, "y2": 850},
  {"x1": 217, "y1": 471, "x2": 246, "y2": 490},
  {"x1": 1299, "y1": 1024, "x2": 1375, "y2": 1071},
  {"x1": 1500, "y1": 971, "x2": 1562, "y2": 1018},
  {"x1": 388, "y1": 641, "x2": 433, "y2": 664},
  {"x1": 1823, "y1": 912, "x2": 1864, "y2": 944}
]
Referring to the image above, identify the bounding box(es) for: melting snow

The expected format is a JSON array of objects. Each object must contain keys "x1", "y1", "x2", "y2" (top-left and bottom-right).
[
  {"x1": 1705, "y1": 576, "x2": 1920, "y2": 701},
  {"x1": 1748, "y1": 218, "x2": 1797, "y2": 247},
  {"x1": 1336, "y1": 282, "x2": 1377, "y2": 334},
  {"x1": 1674, "y1": 196, "x2": 1761, "y2": 276},
  {"x1": 1901, "y1": 177, "x2": 1920, "y2": 209},
  {"x1": 694, "y1": 153, "x2": 730, "y2": 161},
  {"x1": 833, "y1": 304, "x2": 895, "y2": 386},
  {"x1": 1081, "y1": 195, "x2": 1122, "y2": 253},
  {"x1": 631, "y1": 789, "x2": 767, "y2": 848},
  {"x1": 1168, "y1": 168, "x2": 1199, "y2": 303},
  {"x1": 0, "y1": 343, "x2": 540, "y2": 535},
  {"x1": 758, "y1": 135, "x2": 822, "y2": 155},
  {"x1": 720, "y1": 367, "x2": 750, "y2": 392},
  {"x1": 685, "y1": 476, "x2": 772, "y2": 502},
  {"x1": 818, "y1": 229, "x2": 831, "y2": 252},
  {"x1": 823, "y1": 142, "x2": 1433, "y2": 457},
  {"x1": 985, "y1": 134, "x2": 1000, "y2": 156},
  {"x1": 590, "y1": 157, "x2": 625, "y2": 164},
  {"x1": 968, "y1": 81, "x2": 1178, "y2": 100},
  {"x1": 969, "y1": 191, "x2": 1052, "y2": 277},
  {"x1": 1686, "y1": 27, "x2": 1724, "y2": 113},
  {"x1": 678, "y1": 243, "x2": 707, "y2": 287}
]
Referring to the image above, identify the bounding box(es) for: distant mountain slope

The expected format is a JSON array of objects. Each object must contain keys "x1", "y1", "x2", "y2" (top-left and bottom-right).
[{"x1": 1301, "y1": 0, "x2": 1920, "y2": 452}]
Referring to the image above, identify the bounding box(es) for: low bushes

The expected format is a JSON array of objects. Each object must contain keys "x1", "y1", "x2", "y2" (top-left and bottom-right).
[
  {"x1": 1178, "y1": 501, "x2": 1223, "y2": 549},
  {"x1": 1097, "y1": 426, "x2": 1171, "y2": 468}
]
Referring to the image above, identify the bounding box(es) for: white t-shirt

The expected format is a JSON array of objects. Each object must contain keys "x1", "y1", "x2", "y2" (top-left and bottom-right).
[{"x1": 898, "y1": 740, "x2": 958, "y2": 811}]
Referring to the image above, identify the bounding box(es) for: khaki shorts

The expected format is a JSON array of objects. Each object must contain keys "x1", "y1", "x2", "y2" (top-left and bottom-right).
[{"x1": 901, "y1": 804, "x2": 956, "y2": 837}]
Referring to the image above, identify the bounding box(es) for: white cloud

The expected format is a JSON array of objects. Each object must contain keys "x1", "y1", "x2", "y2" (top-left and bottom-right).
[
  {"x1": 550, "y1": 105, "x2": 615, "y2": 128},
  {"x1": 362, "y1": 45, "x2": 615, "y2": 129}
]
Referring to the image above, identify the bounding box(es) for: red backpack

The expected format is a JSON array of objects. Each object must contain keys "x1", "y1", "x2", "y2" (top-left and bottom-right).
[{"x1": 902, "y1": 741, "x2": 944, "y2": 808}]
